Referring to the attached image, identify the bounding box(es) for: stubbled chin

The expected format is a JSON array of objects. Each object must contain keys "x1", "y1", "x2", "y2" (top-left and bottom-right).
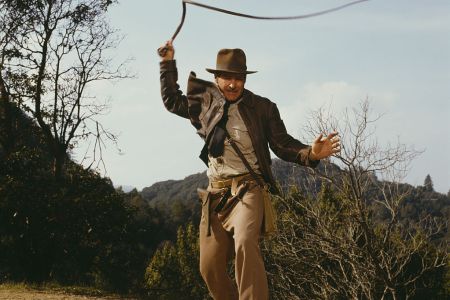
[{"x1": 225, "y1": 93, "x2": 240, "y2": 101}]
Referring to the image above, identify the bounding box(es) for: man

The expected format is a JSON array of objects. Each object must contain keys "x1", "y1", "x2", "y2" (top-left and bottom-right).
[{"x1": 158, "y1": 40, "x2": 340, "y2": 300}]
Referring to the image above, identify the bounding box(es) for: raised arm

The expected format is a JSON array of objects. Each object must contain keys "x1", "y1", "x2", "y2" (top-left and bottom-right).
[{"x1": 158, "y1": 40, "x2": 189, "y2": 119}]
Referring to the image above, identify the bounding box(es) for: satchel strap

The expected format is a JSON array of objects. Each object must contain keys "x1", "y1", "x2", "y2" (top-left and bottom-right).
[{"x1": 225, "y1": 130, "x2": 266, "y2": 189}]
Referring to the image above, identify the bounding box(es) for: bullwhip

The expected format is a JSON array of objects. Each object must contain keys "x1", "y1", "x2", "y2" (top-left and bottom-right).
[{"x1": 158, "y1": 0, "x2": 370, "y2": 56}]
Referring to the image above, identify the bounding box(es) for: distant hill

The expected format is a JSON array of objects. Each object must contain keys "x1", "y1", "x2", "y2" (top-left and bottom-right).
[
  {"x1": 140, "y1": 159, "x2": 341, "y2": 206},
  {"x1": 141, "y1": 172, "x2": 209, "y2": 206},
  {"x1": 115, "y1": 185, "x2": 136, "y2": 193},
  {"x1": 139, "y1": 160, "x2": 449, "y2": 242}
]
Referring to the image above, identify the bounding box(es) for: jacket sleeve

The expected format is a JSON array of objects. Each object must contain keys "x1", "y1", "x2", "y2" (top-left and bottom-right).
[
  {"x1": 160, "y1": 60, "x2": 189, "y2": 119},
  {"x1": 266, "y1": 102, "x2": 320, "y2": 168}
]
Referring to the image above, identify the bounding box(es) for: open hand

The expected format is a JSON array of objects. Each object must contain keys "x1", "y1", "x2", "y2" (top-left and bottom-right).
[{"x1": 310, "y1": 132, "x2": 341, "y2": 160}]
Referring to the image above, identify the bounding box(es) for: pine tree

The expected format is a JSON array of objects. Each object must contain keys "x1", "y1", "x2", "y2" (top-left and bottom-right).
[
  {"x1": 424, "y1": 174, "x2": 434, "y2": 192},
  {"x1": 145, "y1": 223, "x2": 208, "y2": 299}
]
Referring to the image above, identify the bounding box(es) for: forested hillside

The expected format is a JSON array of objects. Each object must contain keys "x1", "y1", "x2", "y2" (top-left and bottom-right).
[
  {"x1": 140, "y1": 159, "x2": 450, "y2": 242},
  {"x1": 2, "y1": 94, "x2": 449, "y2": 298}
]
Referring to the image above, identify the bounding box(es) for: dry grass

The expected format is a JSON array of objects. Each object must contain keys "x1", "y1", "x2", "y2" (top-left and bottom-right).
[{"x1": 0, "y1": 283, "x2": 138, "y2": 300}]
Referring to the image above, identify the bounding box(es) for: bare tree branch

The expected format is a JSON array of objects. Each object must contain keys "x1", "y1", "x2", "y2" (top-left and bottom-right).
[
  {"x1": 1, "y1": 0, "x2": 128, "y2": 178},
  {"x1": 264, "y1": 99, "x2": 447, "y2": 299}
]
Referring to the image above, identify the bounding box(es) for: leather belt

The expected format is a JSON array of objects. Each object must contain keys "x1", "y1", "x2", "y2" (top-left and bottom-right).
[{"x1": 209, "y1": 173, "x2": 254, "y2": 189}]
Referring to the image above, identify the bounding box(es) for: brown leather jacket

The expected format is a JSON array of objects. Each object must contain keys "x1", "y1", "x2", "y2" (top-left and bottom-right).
[{"x1": 160, "y1": 60, "x2": 319, "y2": 193}]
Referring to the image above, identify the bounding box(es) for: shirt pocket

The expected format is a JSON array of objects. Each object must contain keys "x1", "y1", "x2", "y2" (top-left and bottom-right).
[
  {"x1": 227, "y1": 123, "x2": 246, "y2": 141},
  {"x1": 227, "y1": 124, "x2": 253, "y2": 154}
]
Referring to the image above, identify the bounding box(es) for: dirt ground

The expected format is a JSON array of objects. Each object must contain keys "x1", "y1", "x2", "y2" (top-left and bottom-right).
[{"x1": 0, "y1": 289, "x2": 137, "y2": 300}]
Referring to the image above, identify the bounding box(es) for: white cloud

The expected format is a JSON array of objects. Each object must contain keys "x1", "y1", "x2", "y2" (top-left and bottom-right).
[{"x1": 279, "y1": 81, "x2": 396, "y2": 139}]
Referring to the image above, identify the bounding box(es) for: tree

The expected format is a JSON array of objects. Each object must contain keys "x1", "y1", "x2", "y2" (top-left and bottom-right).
[
  {"x1": 0, "y1": 148, "x2": 146, "y2": 290},
  {"x1": 145, "y1": 223, "x2": 208, "y2": 299},
  {"x1": 0, "y1": 0, "x2": 32, "y2": 155},
  {"x1": 264, "y1": 184, "x2": 375, "y2": 299},
  {"x1": 264, "y1": 100, "x2": 448, "y2": 299},
  {"x1": 424, "y1": 174, "x2": 434, "y2": 192},
  {"x1": 1, "y1": 0, "x2": 129, "y2": 178}
]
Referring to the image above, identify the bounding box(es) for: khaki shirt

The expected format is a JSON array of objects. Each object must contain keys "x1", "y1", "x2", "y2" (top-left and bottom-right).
[{"x1": 207, "y1": 99, "x2": 261, "y2": 180}]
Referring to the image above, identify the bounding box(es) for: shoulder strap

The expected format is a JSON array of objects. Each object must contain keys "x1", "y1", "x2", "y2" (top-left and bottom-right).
[{"x1": 225, "y1": 130, "x2": 266, "y2": 189}]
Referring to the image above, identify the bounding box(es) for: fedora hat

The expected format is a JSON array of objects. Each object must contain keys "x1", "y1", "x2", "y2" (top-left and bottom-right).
[{"x1": 206, "y1": 48, "x2": 257, "y2": 75}]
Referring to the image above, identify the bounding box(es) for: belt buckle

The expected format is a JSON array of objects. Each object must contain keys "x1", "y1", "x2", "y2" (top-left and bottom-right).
[
  {"x1": 211, "y1": 179, "x2": 231, "y2": 189},
  {"x1": 215, "y1": 181, "x2": 223, "y2": 189}
]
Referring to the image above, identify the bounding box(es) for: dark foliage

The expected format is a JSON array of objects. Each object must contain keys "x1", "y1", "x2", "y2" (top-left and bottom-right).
[
  {"x1": 0, "y1": 102, "x2": 160, "y2": 293},
  {"x1": 0, "y1": 149, "x2": 138, "y2": 291}
]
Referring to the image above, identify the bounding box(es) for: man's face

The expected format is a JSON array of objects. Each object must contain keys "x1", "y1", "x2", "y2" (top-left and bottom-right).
[{"x1": 215, "y1": 73, "x2": 246, "y2": 102}]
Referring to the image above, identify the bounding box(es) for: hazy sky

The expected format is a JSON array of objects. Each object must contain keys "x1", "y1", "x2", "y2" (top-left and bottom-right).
[{"x1": 74, "y1": 0, "x2": 450, "y2": 193}]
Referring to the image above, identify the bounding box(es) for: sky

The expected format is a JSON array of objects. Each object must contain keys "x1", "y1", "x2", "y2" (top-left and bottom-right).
[{"x1": 74, "y1": 0, "x2": 450, "y2": 194}]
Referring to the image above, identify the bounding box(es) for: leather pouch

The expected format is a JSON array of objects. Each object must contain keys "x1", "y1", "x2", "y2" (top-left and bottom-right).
[
  {"x1": 261, "y1": 186, "x2": 277, "y2": 237},
  {"x1": 216, "y1": 181, "x2": 249, "y2": 223}
]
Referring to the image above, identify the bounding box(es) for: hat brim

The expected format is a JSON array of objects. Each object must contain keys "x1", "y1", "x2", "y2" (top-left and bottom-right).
[{"x1": 205, "y1": 68, "x2": 257, "y2": 75}]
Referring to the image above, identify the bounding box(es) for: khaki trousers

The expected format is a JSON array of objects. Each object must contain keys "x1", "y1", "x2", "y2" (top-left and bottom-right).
[{"x1": 199, "y1": 183, "x2": 269, "y2": 300}]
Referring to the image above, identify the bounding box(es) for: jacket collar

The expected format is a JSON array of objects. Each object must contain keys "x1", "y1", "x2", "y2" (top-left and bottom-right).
[
  {"x1": 240, "y1": 89, "x2": 254, "y2": 108},
  {"x1": 187, "y1": 71, "x2": 225, "y2": 104},
  {"x1": 187, "y1": 72, "x2": 254, "y2": 107}
]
